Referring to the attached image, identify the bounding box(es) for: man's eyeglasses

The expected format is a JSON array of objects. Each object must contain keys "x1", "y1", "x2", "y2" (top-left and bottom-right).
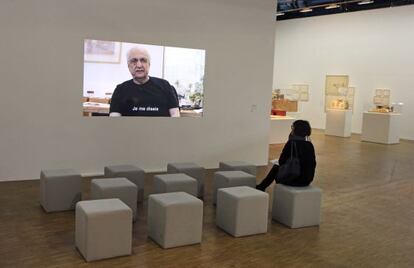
[{"x1": 128, "y1": 57, "x2": 148, "y2": 65}]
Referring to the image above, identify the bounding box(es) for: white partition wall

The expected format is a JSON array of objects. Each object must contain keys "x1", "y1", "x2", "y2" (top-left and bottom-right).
[
  {"x1": 274, "y1": 6, "x2": 414, "y2": 140},
  {"x1": 0, "y1": 0, "x2": 276, "y2": 181}
]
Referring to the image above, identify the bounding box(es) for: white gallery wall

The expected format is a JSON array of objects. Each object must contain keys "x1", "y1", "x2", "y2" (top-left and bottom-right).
[
  {"x1": 274, "y1": 6, "x2": 414, "y2": 140},
  {"x1": 0, "y1": 0, "x2": 276, "y2": 181}
]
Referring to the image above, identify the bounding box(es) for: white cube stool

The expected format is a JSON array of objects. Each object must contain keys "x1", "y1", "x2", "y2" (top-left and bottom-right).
[
  {"x1": 148, "y1": 192, "x2": 203, "y2": 249},
  {"x1": 104, "y1": 165, "x2": 145, "y2": 202},
  {"x1": 272, "y1": 184, "x2": 322, "y2": 228},
  {"x1": 76, "y1": 199, "x2": 132, "y2": 262},
  {"x1": 153, "y1": 173, "x2": 198, "y2": 197},
  {"x1": 91, "y1": 178, "x2": 137, "y2": 221},
  {"x1": 167, "y1": 162, "x2": 205, "y2": 198},
  {"x1": 216, "y1": 186, "x2": 269, "y2": 237},
  {"x1": 213, "y1": 171, "x2": 256, "y2": 204},
  {"x1": 40, "y1": 169, "x2": 82, "y2": 212},
  {"x1": 219, "y1": 161, "x2": 257, "y2": 176}
]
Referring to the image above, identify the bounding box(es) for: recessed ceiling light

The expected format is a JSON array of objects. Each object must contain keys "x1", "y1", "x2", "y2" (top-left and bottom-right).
[
  {"x1": 358, "y1": 0, "x2": 374, "y2": 5},
  {"x1": 300, "y1": 8, "x2": 313, "y2": 13},
  {"x1": 276, "y1": 12, "x2": 285, "y2": 16},
  {"x1": 325, "y1": 4, "x2": 340, "y2": 10}
]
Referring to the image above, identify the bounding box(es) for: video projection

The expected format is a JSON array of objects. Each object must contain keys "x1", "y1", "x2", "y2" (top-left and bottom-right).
[{"x1": 83, "y1": 39, "x2": 206, "y2": 117}]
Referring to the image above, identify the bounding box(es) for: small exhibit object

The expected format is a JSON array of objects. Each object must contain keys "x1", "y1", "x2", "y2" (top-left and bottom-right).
[
  {"x1": 272, "y1": 99, "x2": 298, "y2": 113},
  {"x1": 271, "y1": 88, "x2": 299, "y2": 113},
  {"x1": 373, "y1": 89, "x2": 391, "y2": 106},
  {"x1": 324, "y1": 75, "x2": 355, "y2": 112}
]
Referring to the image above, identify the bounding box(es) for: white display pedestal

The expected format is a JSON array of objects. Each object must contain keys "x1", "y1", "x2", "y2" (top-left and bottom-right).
[
  {"x1": 361, "y1": 112, "x2": 400, "y2": 144},
  {"x1": 269, "y1": 116, "x2": 295, "y2": 144},
  {"x1": 325, "y1": 109, "x2": 352, "y2": 137}
]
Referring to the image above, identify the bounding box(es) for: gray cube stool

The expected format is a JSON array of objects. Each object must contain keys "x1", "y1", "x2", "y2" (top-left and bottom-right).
[
  {"x1": 167, "y1": 162, "x2": 205, "y2": 198},
  {"x1": 272, "y1": 184, "x2": 322, "y2": 228},
  {"x1": 76, "y1": 199, "x2": 132, "y2": 262},
  {"x1": 213, "y1": 171, "x2": 256, "y2": 204},
  {"x1": 148, "y1": 192, "x2": 203, "y2": 249},
  {"x1": 40, "y1": 169, "x2": 82, "y2": 212},
  {"x1": 216, "y1": 186, "x2": 269, "y2": 237},
  {"x1": 219, "y1": 161, "x2": 257, "y2": 176},
  {"x1": 153, "y1": 173, "x2": 198, "y2": 197},
  {"x1": 91, "y1": 178, "x2": 137, "y2": 221},
  {"x1": 104, "y1": 165, "x2": 145, "y2": 202}
]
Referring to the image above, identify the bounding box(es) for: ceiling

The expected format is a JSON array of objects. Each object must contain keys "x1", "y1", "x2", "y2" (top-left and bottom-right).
[{"x1": 276, "y1": 0, "x2": 414, "y2": 20}]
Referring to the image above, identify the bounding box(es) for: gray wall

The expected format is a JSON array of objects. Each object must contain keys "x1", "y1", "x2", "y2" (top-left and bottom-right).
[{"x1": 0, "y1": 0, "x2": 276, "y2": 180}]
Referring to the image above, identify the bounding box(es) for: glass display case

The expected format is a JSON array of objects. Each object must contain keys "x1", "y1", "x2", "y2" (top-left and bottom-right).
[{"x1": 325, "y1": 75, "x2": 355, "y2": 112}]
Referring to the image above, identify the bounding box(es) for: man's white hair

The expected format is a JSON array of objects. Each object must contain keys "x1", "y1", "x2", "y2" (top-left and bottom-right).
[{"x1": 126, "y1": 46, "x2": 151, "y2": 63}]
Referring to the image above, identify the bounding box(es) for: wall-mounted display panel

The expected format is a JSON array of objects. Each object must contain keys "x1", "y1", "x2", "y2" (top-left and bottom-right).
[
  {"x1": 288, "y1": 84, "x2": 309, "y2": 102},
  {"x1": 83, "y1": 39, "x2": 206, "y2": 117}
]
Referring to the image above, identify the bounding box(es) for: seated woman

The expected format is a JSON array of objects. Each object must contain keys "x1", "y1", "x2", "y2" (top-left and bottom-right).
[{"x1": 256, "y1": 120, "x2": 316, "y2": 191}]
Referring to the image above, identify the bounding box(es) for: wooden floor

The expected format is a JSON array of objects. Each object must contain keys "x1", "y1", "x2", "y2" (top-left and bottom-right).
[{"x1": 1, "y1": 130, "x2": 414, "y2": 267}]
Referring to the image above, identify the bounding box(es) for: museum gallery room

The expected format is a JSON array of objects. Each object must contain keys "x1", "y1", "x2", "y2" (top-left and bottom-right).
[{"x1": 0, "y1": 0, "x2": 413, "y2": 267}]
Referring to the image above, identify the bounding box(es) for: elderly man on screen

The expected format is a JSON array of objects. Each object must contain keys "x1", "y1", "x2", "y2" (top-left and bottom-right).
[{"x1": 109, "y1": 46, "x2": 180, "y2": 117}]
